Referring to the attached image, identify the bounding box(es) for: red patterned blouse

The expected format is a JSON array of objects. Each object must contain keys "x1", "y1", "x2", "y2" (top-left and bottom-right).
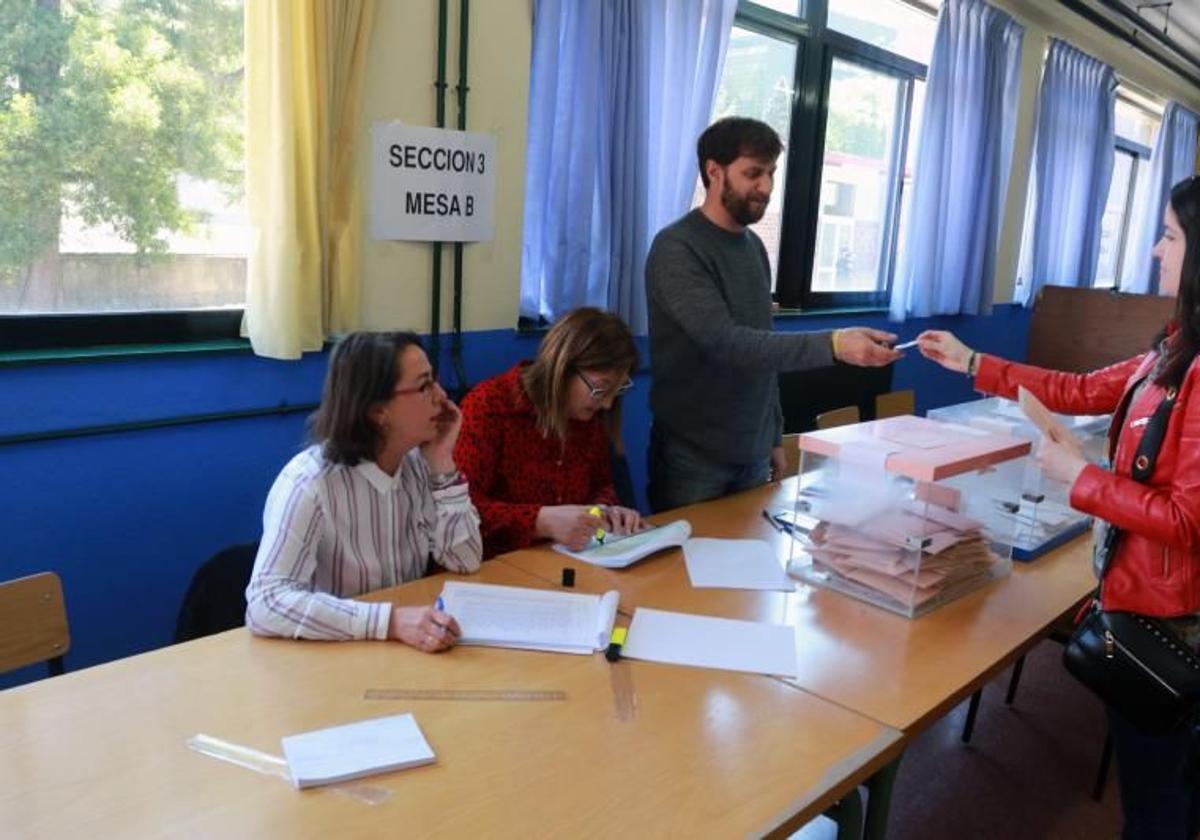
[{"x1": 454, "y1": 363, "x2": 619, "y2": 558}]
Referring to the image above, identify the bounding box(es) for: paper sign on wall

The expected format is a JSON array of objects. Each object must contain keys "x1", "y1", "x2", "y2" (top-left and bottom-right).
[{"x1": 370, "y1": 122, "x2": 496, "y2": 242}]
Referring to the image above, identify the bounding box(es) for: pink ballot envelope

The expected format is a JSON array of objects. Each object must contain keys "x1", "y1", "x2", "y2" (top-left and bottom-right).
[{"x1": 1017, "y1": 387, "x2": 1081, "y2": 450}]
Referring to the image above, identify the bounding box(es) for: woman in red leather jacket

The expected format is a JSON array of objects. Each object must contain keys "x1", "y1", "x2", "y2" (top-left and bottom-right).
[{"x1": 919, "y1": 175, "x2": 1200, "y2": 839}]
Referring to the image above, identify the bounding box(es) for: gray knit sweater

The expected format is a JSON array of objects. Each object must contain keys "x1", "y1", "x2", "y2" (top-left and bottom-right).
[{"x1": 645, "y1": 209, "x2": 835, "y2": 464}]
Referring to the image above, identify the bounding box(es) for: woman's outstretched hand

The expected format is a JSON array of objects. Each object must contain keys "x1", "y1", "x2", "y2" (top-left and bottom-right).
[{"x1": 917, "y1": 330, "x2": 974, "y2": 373}]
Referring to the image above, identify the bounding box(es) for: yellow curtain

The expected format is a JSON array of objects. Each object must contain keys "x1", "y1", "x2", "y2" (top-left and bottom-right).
[{"x1": 244, "y1": 0, "x2": 377, "y2": 360}]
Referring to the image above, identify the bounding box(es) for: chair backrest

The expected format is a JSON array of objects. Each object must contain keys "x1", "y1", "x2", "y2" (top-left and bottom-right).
[
  {"x1": 174, "y1": 543, "x2": 259, "y2": 644},
  {"x1": 779, "y1": 433, "x2": 801, "y2": 479},
  {"x1": 779, "y1": 363, "x2": 893, "y2": 432},
  {"x1": 875, "y1": 389, "x2": 915, "y2": 419},
  {"x1": 0, "y1": 572, "x2": 70, "y2": 677},
  {"x1": 815, "y1": 405, "x2": 861, "y2": 430}
]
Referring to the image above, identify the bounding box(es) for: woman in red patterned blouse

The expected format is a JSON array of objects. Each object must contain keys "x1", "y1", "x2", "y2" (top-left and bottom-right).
[{"x1": 455, "y1": 307, "x2": 646, "y2": 558}]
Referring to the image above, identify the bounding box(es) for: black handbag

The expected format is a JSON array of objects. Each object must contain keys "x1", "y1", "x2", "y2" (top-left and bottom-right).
[{"x1": 1061, "y1": 382, "x2": 1200, "y2": 733}]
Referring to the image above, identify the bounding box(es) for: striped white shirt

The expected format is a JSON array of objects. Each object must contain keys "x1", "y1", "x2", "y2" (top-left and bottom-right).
[{"x1": 245, "y1": 444, "x2": 482, "y2": 641}]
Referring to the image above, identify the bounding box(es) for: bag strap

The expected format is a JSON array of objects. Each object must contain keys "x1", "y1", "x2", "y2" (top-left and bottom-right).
[
  {"x1": 1130, "y1": 384, "x2": 1178, "y2": 481},
  {"x1": 1097, "y1": 382, "x2": 1177, "y2": 585}
]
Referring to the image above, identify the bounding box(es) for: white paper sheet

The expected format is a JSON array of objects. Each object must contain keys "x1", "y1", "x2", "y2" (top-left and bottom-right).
[
  {"x1": 553, "y1": 519, "x2": 692, "y2": 568},
  {"x1": 621, "y1": 608, "x2": 799, "y2": 678},
  {"x1": 282, "y1": 713, "x2": 434, "y2": 789},
  {"x1": 683, "y1": 538, "x2": 792, "y2": 591},
  {"x1": 439, "y1": 581, "x2": 619, "y2": 654}
]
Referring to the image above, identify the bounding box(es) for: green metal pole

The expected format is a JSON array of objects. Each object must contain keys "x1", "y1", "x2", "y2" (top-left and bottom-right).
[
  {"x1": 430, "y1": 0, "x2": 449, "y2": 375},
  {"x1": 451, "y1": 0, "x2": 470, "y2": 396}
]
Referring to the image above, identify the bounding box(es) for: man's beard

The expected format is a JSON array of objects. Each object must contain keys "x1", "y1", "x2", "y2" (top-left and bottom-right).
[{"x1": 721, "y1": 179, "x2": 768, "y2": 226}]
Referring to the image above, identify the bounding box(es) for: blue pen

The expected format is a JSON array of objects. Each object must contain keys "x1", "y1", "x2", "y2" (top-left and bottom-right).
[
  {"x1": 761, "y1": 509, "x2": 784, "y2": 533},
  {"x1": 433, "y1": 595, "x2": 450, "y2": 632}
]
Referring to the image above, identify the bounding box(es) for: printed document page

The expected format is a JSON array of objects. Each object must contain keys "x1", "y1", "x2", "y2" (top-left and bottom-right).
[{"x1": 439, "y1": 581, "x2": 619, "y2": 654}]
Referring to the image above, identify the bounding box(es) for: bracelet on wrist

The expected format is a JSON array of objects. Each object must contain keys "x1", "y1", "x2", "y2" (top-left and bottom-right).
[
  {"x1": 966, "y1": 351, "x2": 978, "y2": 377},
  {"x1": 429, "y1": 468, "x2": 461, "y2": 489}
]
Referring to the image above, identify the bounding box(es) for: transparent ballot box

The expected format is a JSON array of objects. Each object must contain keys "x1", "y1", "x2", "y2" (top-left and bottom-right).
[
  {"x1": 927, "y1": 397, "x2": 1110, "y2": 561},
  {"x1": 786, "y1": 415, "x2": 1031, "y2": 618}
]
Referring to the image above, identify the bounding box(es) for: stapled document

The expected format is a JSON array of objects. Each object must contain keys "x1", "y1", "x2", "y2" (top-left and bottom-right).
[
  {"x1": 554, "y1": 519, "x2": 692, "y2": 568},
  {"x1": 439, "y1": 581, "x2": 619, "y2": 655}
]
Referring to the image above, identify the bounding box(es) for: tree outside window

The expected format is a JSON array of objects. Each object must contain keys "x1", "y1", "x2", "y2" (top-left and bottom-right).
[{"x1": 0, "y1": 0, "x2": 244, "y2": 315}]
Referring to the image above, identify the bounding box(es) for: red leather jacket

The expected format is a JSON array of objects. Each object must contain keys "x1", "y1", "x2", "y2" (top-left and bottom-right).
[{"x1": 975, "y1": 347, "x2": 1200, "y2": 617}]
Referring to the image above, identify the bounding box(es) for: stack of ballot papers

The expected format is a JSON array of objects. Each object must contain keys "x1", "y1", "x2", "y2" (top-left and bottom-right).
[
  {"x1": 801, "y1": 501, "x2": 999, "y2": 608},
  {"x1": 282, "y1": 713, "x2": 435, "y2": 789}
]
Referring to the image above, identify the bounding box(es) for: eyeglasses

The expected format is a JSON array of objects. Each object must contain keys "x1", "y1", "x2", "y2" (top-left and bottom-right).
[
  {"x1": 392, "y1": 377, "x2": 441, "y2": 401},
  {"x1": 576, "y1": 371, "x2": 634, "y2": 401}
]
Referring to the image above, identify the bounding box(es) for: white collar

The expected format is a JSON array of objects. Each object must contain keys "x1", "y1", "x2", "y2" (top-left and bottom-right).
[{"x1": 352, "y1": 457, "x2": 403, "y2": 493}]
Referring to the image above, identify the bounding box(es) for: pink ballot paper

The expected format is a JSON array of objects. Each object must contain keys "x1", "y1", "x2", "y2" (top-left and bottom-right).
[{"x1": 1017, "y1": 386, "x2": 1081, "y2": 449}]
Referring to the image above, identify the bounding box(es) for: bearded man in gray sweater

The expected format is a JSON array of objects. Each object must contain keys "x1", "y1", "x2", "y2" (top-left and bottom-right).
[{"x1": 645, "y1": 117, "x2": 900, "y2": 512}]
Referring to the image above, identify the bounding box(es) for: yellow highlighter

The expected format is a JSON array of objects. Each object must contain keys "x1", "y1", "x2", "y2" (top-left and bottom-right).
[{"x1": 588, "y1": 506, "x2": 607, "y2": 545}]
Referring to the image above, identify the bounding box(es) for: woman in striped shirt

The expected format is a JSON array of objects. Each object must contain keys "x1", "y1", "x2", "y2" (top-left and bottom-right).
[{"x1": 245, "y1": 332, "x2": 482, "y2": 651}]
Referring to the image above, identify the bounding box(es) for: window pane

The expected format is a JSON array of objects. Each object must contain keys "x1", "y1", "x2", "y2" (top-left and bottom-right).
[
  {"x1": 693, "y1": 26, "x2": 797, "y2": 285},
  {"x1": 828, "y1": 0, "x2": 939, "y2": 65},
  {"x1": 0, "y1": 0, "x2": 246, "y2": 315},
  {"x1": 812, "y1": 59, "x2": 902, "y2": 293},
  {"x1": 1115, "y1": 94, "x2": 1161, "y2": 149},
  {"x1": 1096, "y1": 151, "x2": 1135, "y2": 289},
  {"x1": 746, "y1": 0, "x2": 804, "y2": 17}
]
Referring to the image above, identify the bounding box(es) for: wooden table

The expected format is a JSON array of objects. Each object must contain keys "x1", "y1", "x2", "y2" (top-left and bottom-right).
[
  {"x1": 499, "y1": 479, "x2": 1097, "y2": 733},
  {"x1": 0, "y1": 560, "x2": 902, "y2": 838}
]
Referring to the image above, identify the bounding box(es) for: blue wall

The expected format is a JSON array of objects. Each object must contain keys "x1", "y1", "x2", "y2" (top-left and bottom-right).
[{"x1": 0, "y1": 305, "x2": 1030, "y2": 688}]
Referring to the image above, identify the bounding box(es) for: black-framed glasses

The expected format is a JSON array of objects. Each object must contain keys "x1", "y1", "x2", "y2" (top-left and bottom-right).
[{"x1": 576, "y1": 371, "x2": 634, "y2": 401}]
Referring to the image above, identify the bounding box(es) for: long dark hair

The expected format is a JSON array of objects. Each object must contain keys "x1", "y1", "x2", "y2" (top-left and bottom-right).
[
  {"x1": 1155, "y1": 176, "x2": 1200, "y2": 390},
  {"x1": 311, "y1": 331, "x2": 423, "y2": 465}
]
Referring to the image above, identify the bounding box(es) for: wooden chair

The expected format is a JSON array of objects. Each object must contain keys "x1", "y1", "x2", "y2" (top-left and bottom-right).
[
  {"x1": 875, "y1": 389, "x2": 915, "y2": 419},
  {"x1": 815, "y1": 405, "x2": 860, "y2": 430},
  {"x1": 0, "y1": 572, "x2": 70, "y2": 678}
]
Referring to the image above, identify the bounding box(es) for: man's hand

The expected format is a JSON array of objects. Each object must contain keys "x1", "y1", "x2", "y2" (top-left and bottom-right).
[{"x1": 833, "y1": 327, "x2": 902, "y2": 367}]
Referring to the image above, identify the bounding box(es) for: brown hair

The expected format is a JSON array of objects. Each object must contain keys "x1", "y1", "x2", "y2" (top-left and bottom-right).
[
  {"x1": 521, "y1": 307, "x2": 638, "y2": 440},
  {"x1": 310, "y1": 331, "x2": 423, "y2": 465},
  {"x1": 697, "y1": 117, "x2": 783, "y2": 189}
]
